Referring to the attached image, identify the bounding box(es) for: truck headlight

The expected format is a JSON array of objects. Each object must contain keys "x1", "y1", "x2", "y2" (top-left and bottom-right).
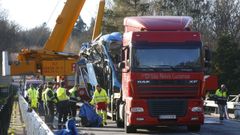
[
  {"x1": 131, "y1": 107, "x2": 144, "y2": 112},
  {"x1": 191, "y1": 107, "x2": 202, "y2": 112}
]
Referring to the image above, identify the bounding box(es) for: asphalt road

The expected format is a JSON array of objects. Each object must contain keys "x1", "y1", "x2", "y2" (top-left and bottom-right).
[{"x1": 77, "y1": 116, "x2": 240, "y2": 135}]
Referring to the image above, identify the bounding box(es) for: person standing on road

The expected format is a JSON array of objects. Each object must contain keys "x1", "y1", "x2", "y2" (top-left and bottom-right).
[
  {"x1": 69, "y1": 84, "x2": 81, "y2": 119},
  {"x1": 19, "y1": 80, "x2": 23, "y2": 95},
  {"x1": 56, "y1": 82, "x2": 70, "y2": 129},
  {"x1": 45, "y1": 82, "x2": 58, "y2": 129},
  {"x1": 27, "y1": 84, "x2": 38, "y2": 111},
  {"x1": 42, "y1": 84, "x2": 48, "y2": 122},
  {"x1": 215, "y1": 84, "x2": 229, "y2": 120},
  {"x1": 37, "y1": 84, "x2": 45, "y2": 116},
  {"x1": 90, "y1": 84, "x2": 109, "y2": 126}
]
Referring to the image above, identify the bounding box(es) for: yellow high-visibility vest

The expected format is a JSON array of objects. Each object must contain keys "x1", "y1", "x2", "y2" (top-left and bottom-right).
[
  {"x1": 56, "y1": 87, "x2": 69, "y2": 101},
  {"x1": 69, "y1": 87, "x2": 77, "y2": 97},
  {"x1": 45, "y1": 88, "x2": 57, "y2": 103},
  {"x1": 215, "y1": 89, "x2": 227, "y2": 97},
  {"x1": 90, "y1": 88, "x2": 109, "y2": 105},
  {"x1": 27, "y1": 87, "x2": 38, "y2": 108},
  {"x1": 27, "y1": 88, "x2": 38, "y2": 101},
  {"x1": 42, "y1": 90, "x2": 47, "y2": 103}
]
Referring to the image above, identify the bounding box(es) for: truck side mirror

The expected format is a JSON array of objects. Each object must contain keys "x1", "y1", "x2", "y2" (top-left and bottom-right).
[
  {"x1": 118, "y1": 62, "x2": 129, "y2": 73},
  {"x1": 204, "y1": 47, "x2": 210, "y2": 61},
  {"x1": 204, "y1": 46, "x2": 211, "y2": 68},
  {"x1": 118, "y1": 62, "x2": 125, "y2": 69}
]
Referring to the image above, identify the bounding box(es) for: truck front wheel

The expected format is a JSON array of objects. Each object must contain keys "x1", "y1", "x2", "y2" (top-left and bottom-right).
[
  {"x1": 116, "y1": 119, "x2": 124, "y2": 128},
  {"x1": 187, "y1": 125, "x2": 201, "y2": 132},
  {"x1": 124, "y1": 113, "x2": 136, "y2": 133},
  {"x1": 116, "y1": 108, "x2": 124, "y2": 128},
  {"x1": 116, "y1": 100, "x2": 124, "y2": 128},
  {"x1": 116, "y1": 109, "x2": 124, "y2": 128}
]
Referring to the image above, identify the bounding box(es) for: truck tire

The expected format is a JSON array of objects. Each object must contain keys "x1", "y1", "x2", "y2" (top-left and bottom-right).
[
  {"x1": 116, "y1": 108, "x2": 124, "y2": 127},
  {"x1": 124, "y1": 113, "x2": 136, "y2": 133},
  {"x1": 116, "y1": 119, "x2": 124, "y2": 128},
  {"x1": 116, "y1": 100, "x2": 124, "y2": 128},
  {"x1": 187, "y1": 125, "x2": 201, "y2": 132}
]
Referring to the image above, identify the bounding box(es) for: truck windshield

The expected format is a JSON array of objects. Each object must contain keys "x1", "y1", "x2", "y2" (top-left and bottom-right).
[{"x1": 132, "y1": 42, "x2": 202, "y2": 72}]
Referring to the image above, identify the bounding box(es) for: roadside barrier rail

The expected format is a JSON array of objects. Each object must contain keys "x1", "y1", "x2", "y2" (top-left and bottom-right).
[
  {"x1": 18, "y1": 95, "x2": 54, "y2": 135},
  {"x1": 204, "y1": 94, "x2": 240, "y2": 119},
  {"x1": 204, "y1": 95, "x2": 240, "y2": 109}
]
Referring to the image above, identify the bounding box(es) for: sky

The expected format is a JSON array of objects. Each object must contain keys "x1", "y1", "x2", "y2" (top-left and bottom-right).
[{"x1": 0, "y1": 0, "x2": 99, "y2": 30}]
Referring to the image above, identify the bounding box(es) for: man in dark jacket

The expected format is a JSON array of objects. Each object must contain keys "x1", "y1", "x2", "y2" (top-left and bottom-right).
[
  {"x1": 69, "y1": 84, "x2": 81, "y2": 118},
  {"x1": 215, "y1": 84, "x2": 229, "y2": 120},
  {"x1": 45, "y1": 82, "x2": 58, "y2": 129},
  {"x1": 37, "y1": 84, "x2": 45, "y2": 116}
]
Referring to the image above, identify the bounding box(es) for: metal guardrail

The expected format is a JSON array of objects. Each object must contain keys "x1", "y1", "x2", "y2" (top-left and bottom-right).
[
  {"x1": 204, "y1": 94, "x2": 240, "y2": 119},
  {"x1": 204, "y1": 94, "x2": 240, "y2": 109},
  {"x1": 204, "y1": 100, "x2": 236, "y2": 109},
  {"x1": 18, "y1": 94, "x2": 54, "y2": 135}
]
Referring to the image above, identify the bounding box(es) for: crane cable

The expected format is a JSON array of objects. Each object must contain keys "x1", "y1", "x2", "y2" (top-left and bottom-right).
[
  {"x1": 32, "y1": 0, "x2": 64, "y2": 49},
  {"x1": 46, "y1": 0, "x2": 63, "y2": 26}
]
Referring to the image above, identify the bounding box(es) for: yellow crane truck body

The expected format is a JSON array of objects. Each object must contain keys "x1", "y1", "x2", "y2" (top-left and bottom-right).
[{"x1": 7, "y1": 0, "x2": 105, "y2": 76}]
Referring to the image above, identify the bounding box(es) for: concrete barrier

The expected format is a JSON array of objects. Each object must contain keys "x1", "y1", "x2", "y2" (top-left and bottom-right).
[{"x1": 18, "y1": 95, "x2": 54, "y2": 135}]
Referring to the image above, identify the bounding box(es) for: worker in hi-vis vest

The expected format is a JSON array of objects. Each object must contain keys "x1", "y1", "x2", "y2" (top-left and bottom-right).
[
  {"x1": 27, "y1": 84, "x2": 38, "y2": 110},
  {"x1": 56, "y1": 82, "x2": 69, "y2": 129},
  {"x1": 45, "y1": 82, "x2": 58, "y2": 129},
  {"x1": 42, "y1": 84, "x2": 48, "y2": 122},
  {"x1": 90, "y1": 84, "x2": 109, "y2": 126},
  {"x1": 69, "y1": 84, "x2": 81, "y2": 118},
  {"x1": 215, "y1": 84, "x2": 229, "y2": 120}
]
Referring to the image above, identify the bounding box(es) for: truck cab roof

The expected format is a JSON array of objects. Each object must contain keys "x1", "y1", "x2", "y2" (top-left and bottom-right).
[{"x1": 124, "y1": 16, "x2": 193, "y2": 32}]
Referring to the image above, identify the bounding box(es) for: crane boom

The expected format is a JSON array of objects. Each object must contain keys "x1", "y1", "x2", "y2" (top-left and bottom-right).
[
  {"x1": 92, "y1": 0, "x2": 105, "y2": 41},
  {"x1": 44, "y1": 0, "x2": 86, "y2": 52}
]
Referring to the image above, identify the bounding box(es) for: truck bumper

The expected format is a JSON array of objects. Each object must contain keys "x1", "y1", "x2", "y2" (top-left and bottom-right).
[
  {"x1": 128, "y1": 113, "x2": 204, "y2": 126},
  {"x1": 125, "y1": 98, "x2": 204, "y2": 127}
]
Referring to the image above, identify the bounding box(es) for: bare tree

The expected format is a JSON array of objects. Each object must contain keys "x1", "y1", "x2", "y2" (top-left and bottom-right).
[{"x1": 210, "y1": 0, "x2": 240, "y2": 42}]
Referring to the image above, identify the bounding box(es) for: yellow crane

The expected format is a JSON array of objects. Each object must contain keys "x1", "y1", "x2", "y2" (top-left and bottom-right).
[{"x1": 6, "y1": 0, "x2": 105, "y2": 76}]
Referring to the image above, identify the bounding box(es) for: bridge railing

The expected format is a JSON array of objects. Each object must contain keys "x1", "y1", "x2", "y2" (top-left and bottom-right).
[{"x1": 18, "y1": 94, "x2": 54, "y2": 135}]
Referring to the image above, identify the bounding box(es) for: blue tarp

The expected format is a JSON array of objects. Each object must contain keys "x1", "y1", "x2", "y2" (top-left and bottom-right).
[
  {"x1": 54, "y1": 118, "x2": 78, "y2": 135},
  {"x1": 100, "y1": 32, "x2": 122, "y2": 42},
  {"x1": 79, "y1": 103, "x2": 102, "y2": 127}
]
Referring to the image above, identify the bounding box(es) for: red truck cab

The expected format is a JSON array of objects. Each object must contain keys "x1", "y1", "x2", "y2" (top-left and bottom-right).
[{"x1": 120, "y1": 16, "x2": 214, "y2": 133}]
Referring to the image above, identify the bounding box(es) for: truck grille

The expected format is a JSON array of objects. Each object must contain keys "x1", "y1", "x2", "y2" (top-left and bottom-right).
[
  {"x1": 136, "y1": 80, "x2": 199, "y2": 94},
  {"x1": 137, "y1": 80, "x2": 199, "y2": 86},
  {"x1": 138, "y1": 87, "x2": 197, "y2": 91},
  {"x1": 148, "y1": 99, "x2": 187, "y2": 117}
]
